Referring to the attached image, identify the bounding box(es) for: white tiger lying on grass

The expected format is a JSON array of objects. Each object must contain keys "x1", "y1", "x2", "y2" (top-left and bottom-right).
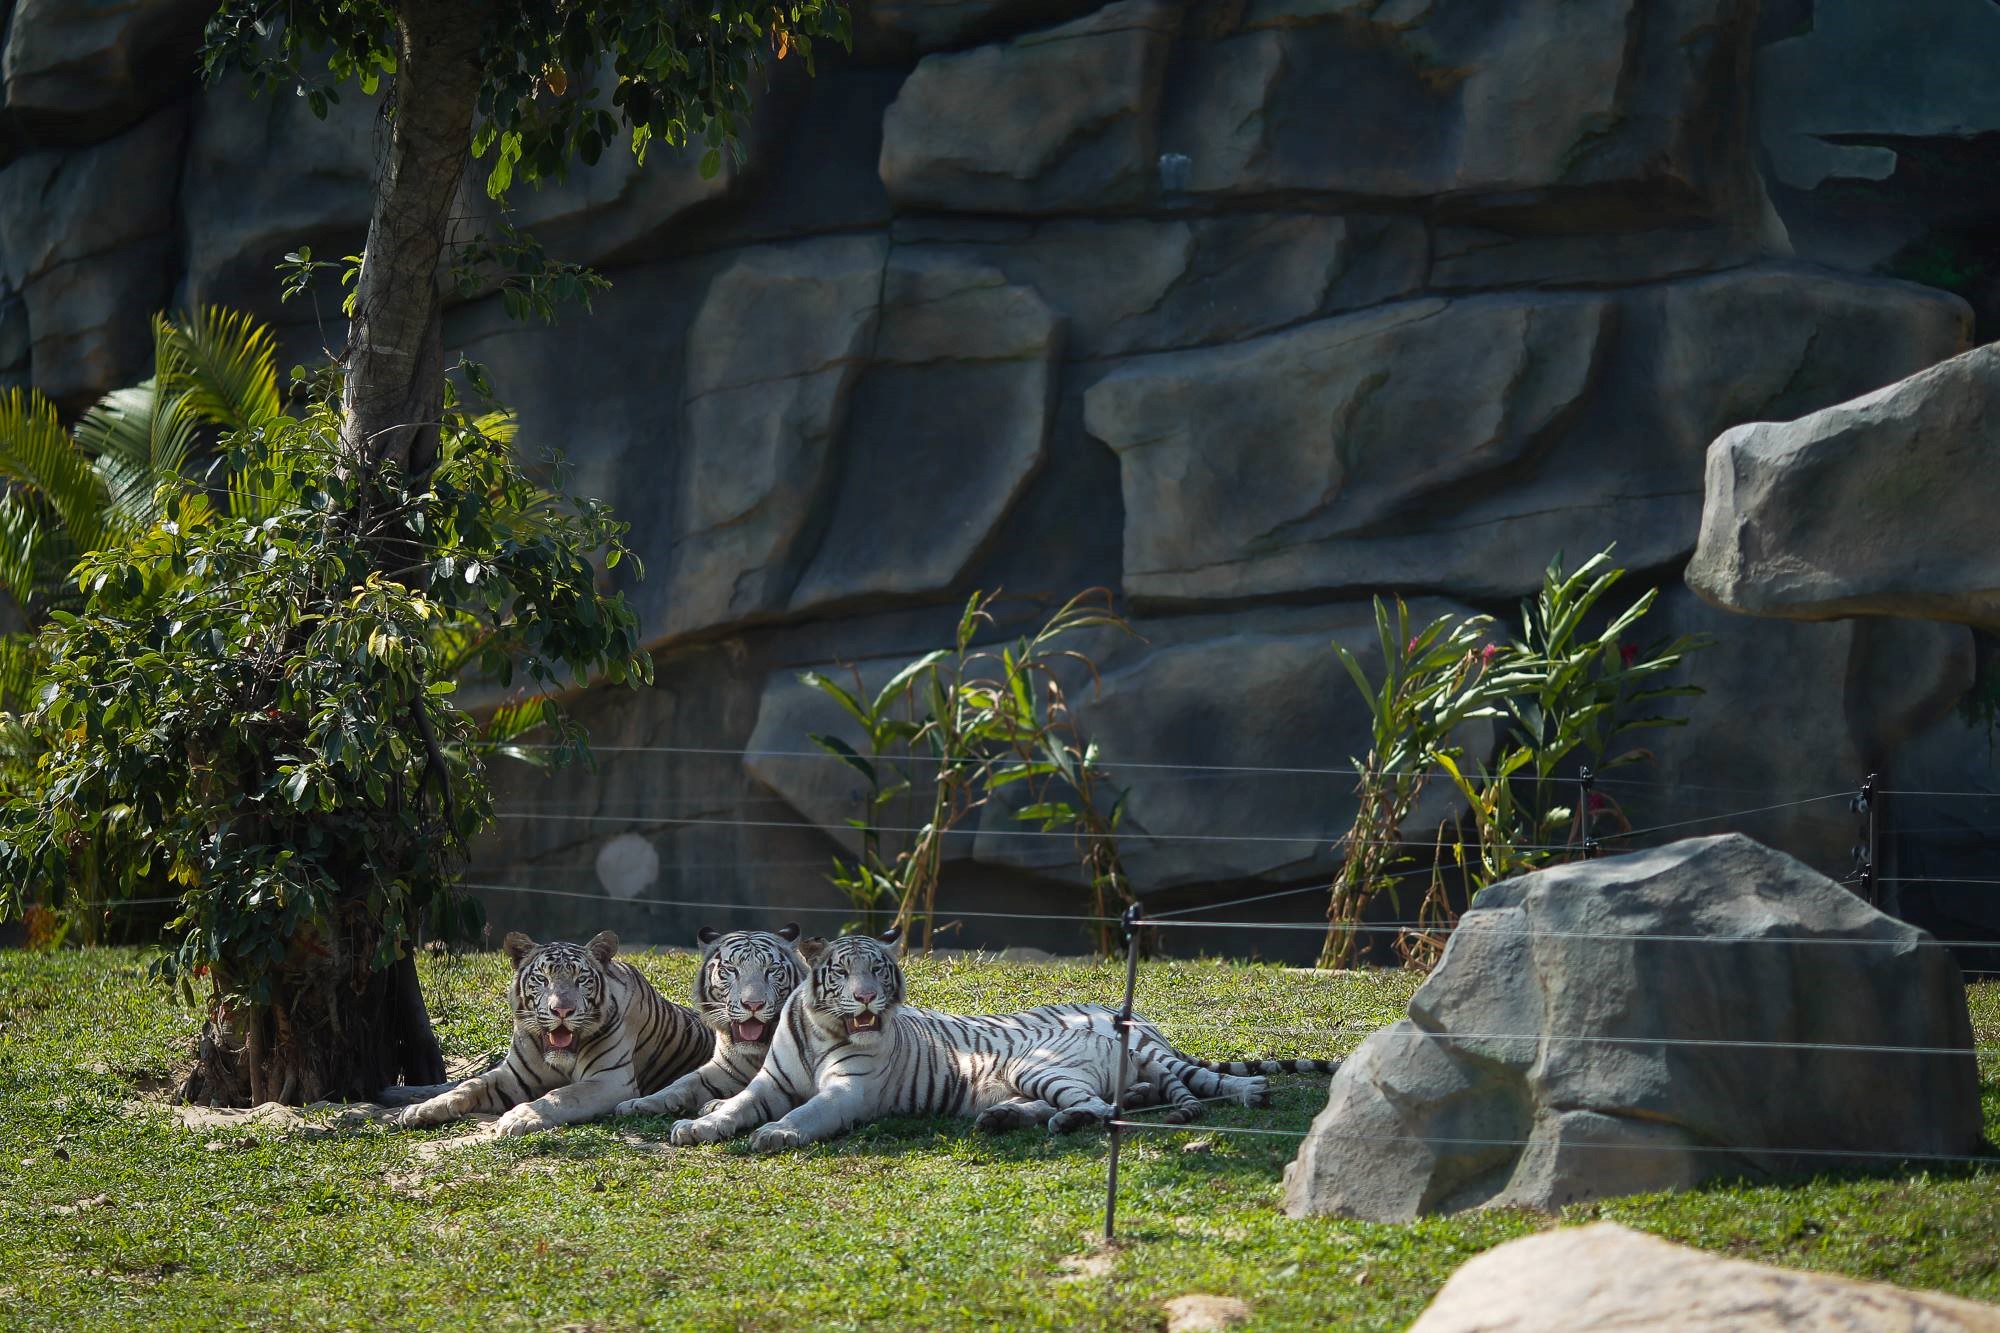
[
  {"x1": 394, "y1": 931, "x2": 712, "y2": 1136},
  {"x1": 665, "y1": 928, "x2": 1336, "y2": 1153},
  {"x1": 613, "y1": 924, "x2": 809, "y2": 1120}
]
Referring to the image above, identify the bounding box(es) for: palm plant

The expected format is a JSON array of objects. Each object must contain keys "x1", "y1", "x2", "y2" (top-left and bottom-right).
[
  {"x1": 0, "y1": 311, "x2": 286, "y2": 936},
  {"x1": 0, "y1": 309, "x2": 282, "y2": 678},
  {"x1": 0, "y1": 309, "x2": 566, "y2": 943}
]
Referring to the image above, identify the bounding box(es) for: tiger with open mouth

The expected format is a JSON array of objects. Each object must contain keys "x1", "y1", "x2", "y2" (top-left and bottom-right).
[
  {"x1": 665, "y1": 927, "x2": 1328, "y2": 1152},
  {"x1": 613, "y1": 923, "x2": 809, "y2": 1120},
  {"x1": 394, "y1": 930, "x2": 712, "y2": 1136}
]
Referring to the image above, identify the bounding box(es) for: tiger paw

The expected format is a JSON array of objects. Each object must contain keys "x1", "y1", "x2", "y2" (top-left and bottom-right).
[
  {"x1": 615, "y1": 1093, "x2": 665, "y2": 1118},
  {"x1": 669, "y1": 1117, "x2": 723, "y2": 1147},
  {"x1": 493, "y1": 1105, "x2": 547, "y2": 1137},
  {"x1": 392, "y1": 1104, "x2": 438, "y2": 1129},
  {"x1": 973, "y1": 1105, "x2": 1038, "y2": 1133},
  {"x1": 749, "y1": 1124, "x2": 804, "y2": 1154},
  {"x1": 1048, "y1": 1106, "x2": 1106, "y2": 1135}
]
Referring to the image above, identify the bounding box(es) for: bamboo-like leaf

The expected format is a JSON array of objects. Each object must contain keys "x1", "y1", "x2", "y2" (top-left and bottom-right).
[
  {"x1": 871, "y1": 649, "x2": 949, "y2": 718},
  {"x1": 808, "y1": 731, "x2": 877, "y2": 784},
  {"x1": 799, "y1": 669, "x2": 874, "y2": 733}
]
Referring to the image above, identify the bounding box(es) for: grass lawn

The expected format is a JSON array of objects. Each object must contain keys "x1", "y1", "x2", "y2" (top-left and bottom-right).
[{"x1": 1, "y1": 947, "x2": 1994, "y2": 1331}]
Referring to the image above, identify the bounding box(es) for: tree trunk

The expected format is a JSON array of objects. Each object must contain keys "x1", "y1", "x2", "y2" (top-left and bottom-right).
[
  {"x1": 188, "y1": 0, "x2": 491, "y2": 1109},
  {"x1": 340, "y1": 0, "x2": 485, "y2": 479},
  {"x1": 181, "y1": 903, "x2": 447, "y2": 1106}
]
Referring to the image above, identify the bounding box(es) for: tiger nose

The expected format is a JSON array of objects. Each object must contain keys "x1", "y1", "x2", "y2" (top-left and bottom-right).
[
  {"x1": 744, "y1": 999, "x2": 769, "y2": 1014},
  {"x1": 551, "y1": 1001, "x2": 575, "y2": 1018},
  {"x1": 852, "y1": 985, "x2": 879, "y2": 1005}
]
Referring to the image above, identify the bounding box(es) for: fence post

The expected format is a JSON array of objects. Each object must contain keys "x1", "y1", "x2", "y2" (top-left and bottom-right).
[
  {"x1": 1578, "y1": 765, "x2": 1598, "y2": 858},
  {"x1": 1853, "y1": 773, "x2": 1880, "y2": 907},
  {"x1": 1103, "y1": 901, "x2": 1144, "y2": 1243}
]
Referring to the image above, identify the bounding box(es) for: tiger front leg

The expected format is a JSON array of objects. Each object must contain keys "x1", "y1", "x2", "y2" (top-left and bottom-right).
[
  {"x1": 669, "y1": 1084, "x2": 773, "y2": 1146},
  {"x1": 393, "y1": 1072, "x2": 510, "y2": 1128},
  {"x1": 615, "y1": 1066, "x2": 718, "y2": 1119},
  {"x1": 747, "y1": 1087, "x2": 865, "y2": 1154},
  {"x1": 492, "y1": 1074, "x2": 638, "y2": 1137}
]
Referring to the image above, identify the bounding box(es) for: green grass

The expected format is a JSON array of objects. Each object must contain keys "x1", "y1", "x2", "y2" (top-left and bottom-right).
[{"x1": 1, "y1": 949, "x2": 1994, "y2": 1331}]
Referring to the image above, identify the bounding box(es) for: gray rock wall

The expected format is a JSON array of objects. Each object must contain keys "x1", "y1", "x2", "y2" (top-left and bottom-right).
[{"x1": 2, "y1": 0, "x2": 1995, "y2": 949}]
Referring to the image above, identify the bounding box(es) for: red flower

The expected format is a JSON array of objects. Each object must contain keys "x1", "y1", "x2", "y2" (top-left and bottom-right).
[
  {"x1": 1587, "y1": 792, "x2": 1611, "y2": 813},
  {"x1": 1480, "y1": 643, "x2": 1501, "y2": 666},
  {"x1": 1406, "y1": 636, "x2": 1420, "y2": 655},
  {"x1": 1619, "y1": 642, "x2": 1638, "y2": 667}
]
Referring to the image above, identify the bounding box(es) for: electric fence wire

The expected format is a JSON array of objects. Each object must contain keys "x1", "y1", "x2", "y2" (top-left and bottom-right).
[
  {"x1": 468, "y1": 740, "x2": 1951, "y2": 801},
  {"x1": 1103, "y1": 1120, "x2": 2000, "y2": 1166}
]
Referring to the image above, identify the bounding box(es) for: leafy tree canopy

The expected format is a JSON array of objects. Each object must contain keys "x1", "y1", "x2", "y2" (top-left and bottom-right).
[{"x1": 201, "y1": 0, "x2": 851, "y2": 187}]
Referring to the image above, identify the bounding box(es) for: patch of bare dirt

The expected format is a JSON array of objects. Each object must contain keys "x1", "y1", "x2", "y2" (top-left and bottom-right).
[{"x1": 1164, "y1": 1293, "x2": 1252, "y2": 1331}]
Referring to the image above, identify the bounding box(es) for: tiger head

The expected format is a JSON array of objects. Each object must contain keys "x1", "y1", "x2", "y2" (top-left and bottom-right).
[
  {"x1": 693, "y1": 923, "x2": 807, "y2": 1048},
  {"x1": 805, "y1": 927, "x2": 903, "y2": 1043},
  {"x1": 504, "y1": 930, "x2": 619, "y2": 1072}
]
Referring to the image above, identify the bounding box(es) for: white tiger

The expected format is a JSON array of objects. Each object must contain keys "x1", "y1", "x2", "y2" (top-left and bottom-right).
[
  {"x1": 394, "y1": 930, "x2": 712, "y2": 1136},
  {"x1": 613, "y1": 923, "x2": 808, "y2": 1120},
  {"x1": 666, "y1": 928, "x2": 1292, "y2": 1153}
]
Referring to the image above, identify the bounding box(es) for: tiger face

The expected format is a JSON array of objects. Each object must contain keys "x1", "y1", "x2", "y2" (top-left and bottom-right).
[
  {"x1": 694, "y1": 923, "x2": 806, "y2": 1047},
  {"x1": 807, "y1": 927, "x2": 904, "y2": 1041},
  {"x1": 504, "y1": 930, "x2": 618, "y2": 1072}
]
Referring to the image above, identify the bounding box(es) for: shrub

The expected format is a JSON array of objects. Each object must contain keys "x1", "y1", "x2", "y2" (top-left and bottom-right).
[{"x1": 0, "y1": 363, "x2": 648, "y2": 1103}]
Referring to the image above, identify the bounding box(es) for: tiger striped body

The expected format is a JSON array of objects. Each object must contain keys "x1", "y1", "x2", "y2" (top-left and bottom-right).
[
  {"x1": 956, "y1": 1002, "x2": 1337, "y2": 1081},
  {"x1": 666, "y1": 931, "x2": 1276, "y2": 1153},
  {"x1": 614, "y1": 925, "x2": 808, "y2": 1120},
  {"x1": 395, "y1": 931, "x2": 712, "y2": 1136}
]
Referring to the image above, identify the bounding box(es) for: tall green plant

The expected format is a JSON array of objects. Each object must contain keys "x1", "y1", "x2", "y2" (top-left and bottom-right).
[
  {"x1": 1430, "y1": 550, "x2": 1708, "y2": 895},
  {"x1": 802, "y1": 590, "x2": 1132, "y2": 952},
  {"x1": 1319, "y1": 601, "x2": 1521, "y2": 969}
]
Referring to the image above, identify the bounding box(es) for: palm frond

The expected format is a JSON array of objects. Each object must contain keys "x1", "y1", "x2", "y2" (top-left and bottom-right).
[
  {"x1": 156, "y1": 307, "x2": 283, "y2": 435},
  {"x1": 0, "y1": 631, "x2": 46, "y2": 715},
  {"x1": 75, "y1": 382, "x2": 203, "y2": 539},
  {"x1": 0, "y1": 389, "x2": 109, "y2": 554}
]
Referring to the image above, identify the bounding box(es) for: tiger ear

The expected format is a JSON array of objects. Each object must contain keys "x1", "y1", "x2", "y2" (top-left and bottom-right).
[
  {"x1": 777, "y1": 922, "x2": 801, "y2": 943},
  {"x1": 798, "y1": 936, "x2": 828, "y2": 963},
  {"x1": 696, "y1": 926, "x2": 721, "y2": 948},
  {"x1": 878, "y1": 925, "x2": 902, "y2": 947},
  {"x1": 502, "y1": 932, "x2": 537, "y2": 966},
  {"x1": 585, "y1": 931, "x2": 619, "y2": 965}
]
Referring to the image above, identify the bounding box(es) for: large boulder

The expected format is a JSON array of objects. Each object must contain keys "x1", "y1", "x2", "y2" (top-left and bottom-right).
[
  {"x1": 1408, "y1": 1222, "x2": 2000, "y2": 1332},
  {"x1": 1688, "y1": 342, "x2": 2000, "y2": 627},
  {"x1": 1087, "y1": 265, "x2": 1968, "y2": 605},
  {"x1": 878, "y1": 0, "x2": 1178, "y2": 213},
  {"x1": 788, "y1": 249, "x2": 1060, "y2": 613},
  {"x1": 1634, "y1": 585, "x2": 1974, "y2": 878},
  {"x1": 179, "y1": 79, "x2": 378, "y2": 320},
  {"x1": 1158, "y1": 0, "x2": 1775, "y2": 231},
  {"x1": 1757, "y1": 1, "x2": 2000, "y2": 199},
  {"x1": 0, "y1": 0, "x2": 207, "y2": 146},
  {"x1": 0, "y1": 106, "x2": 182, "y2": 407},
  {"x1": 661, "y1": 235, "x2": 888, "y2": 641},
  {"x1": 1283, "y1": 835, "x2": 1982, "y2": 1220},
  {"x1": 894, "y1": 214, "x2": 1427, "y2": 360}
]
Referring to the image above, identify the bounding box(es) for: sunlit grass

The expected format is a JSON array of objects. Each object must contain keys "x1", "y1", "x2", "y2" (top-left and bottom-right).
[{"x1": 0, "y1": 949, "x2": 1992, "y2": 1331}]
